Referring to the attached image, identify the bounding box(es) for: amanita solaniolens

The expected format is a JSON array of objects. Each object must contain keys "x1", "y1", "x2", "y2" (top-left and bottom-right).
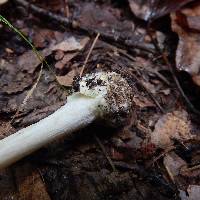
[{"x1": 0, "y1": 71, "x2": 133, "y2": 169}]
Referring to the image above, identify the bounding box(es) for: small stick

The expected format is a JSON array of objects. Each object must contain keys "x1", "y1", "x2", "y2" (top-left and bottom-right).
[
  {"x1": 80, "y1": 33, "x2": 100, "y2": 77},
  {"x1": 94, "y1": 135, "x2": 116, "y2": 171},
  {"x1": 0, "y1": 71, "x2": 133, "y2": 169}
]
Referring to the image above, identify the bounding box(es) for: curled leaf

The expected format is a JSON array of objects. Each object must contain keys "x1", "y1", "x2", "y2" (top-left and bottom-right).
[
  {"x1": 128, "y1": 0, "x2": 195, "y2": 21},
  {"x1": 171, "y1": 2, "x2": 200, "y2": 85}
]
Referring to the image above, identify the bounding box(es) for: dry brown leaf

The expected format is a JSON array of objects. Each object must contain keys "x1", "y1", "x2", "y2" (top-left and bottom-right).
[
  {"x1": 77, "y1": 2, "x2": 138, "y2": 41},
  {"x1": 55, "y1": 52, "x2": 78, "y2": 70},
  {"x1": 15, "y1": 164, "x2": 51, "y2": 200},
  {"x1": 32, "y1": 28, "x2": 55, "y2": 48},
  {"x1": 151, "y1": 110, "x2": 192, "y2": 148},
  {"x1": 18, "y1": 49, "x2": 51, "y2": 74},
  {"x1": 0, "y1": 59, "x2": 35, "y2": 94},
  {"x1": 54, "y1": 50, "x2": 65, "y2": 60},
  {"x1": 171, "y1": 2, "x2": 200, "y2": 86},
  {"x1": 56, "y1": 69, "x2": 80, "y2": 87},
  {"x1": 0, "y1": 168, "x2": 19, "y2": 200},
  {"x1": 0, "y1": 121, "x2": 15, "y2": 139},
  {"x1": 51, "y1": 36, "x2": 90, "y2": 52},
  {"x1": 133, "y1": 95, "x2": 155, "y2": 108},
  {"x1": 181, "y1": 166, "x2": 200, "y2": 178}
]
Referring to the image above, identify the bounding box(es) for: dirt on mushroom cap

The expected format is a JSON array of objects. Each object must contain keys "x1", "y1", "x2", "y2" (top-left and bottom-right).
[{"x1": 78, "y1": 71, "x2": 133, "y2": 127}]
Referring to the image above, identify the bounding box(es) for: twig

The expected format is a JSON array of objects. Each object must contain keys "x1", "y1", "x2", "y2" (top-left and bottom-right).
[
  {"x1": 165, "y1": 163, "x2": 175, "y2": 184},
  {"x1": 14, "y1": 0, "x2": 155, "y2": 54},
  {"x1": 146, "y1": 145, "x2": 175, "y2": 168},
  {"x1": 181, "y1": 164, "x2": 200, "y2": 172},
  {"x1": 147, "y1": 27, "x2": 200, "y2": 116},
  {"x1": 6, "y1": 64, "x2": 43, "y2": 131},
  {"x1": 131, "y1": 72, "x2": 165, "y2": 113},
  {"x1": 80, "y1": 33, "x2": 100, "y2": 77},
  {"x1": 162, "y1": 53, "x2": 200, "y2": 116},
  {"x1": 94, "y1": 135, "x2": 116, "y2": 172},
  {"x1": 61, "y1": 0, "x2": 70, "y2": 17}
]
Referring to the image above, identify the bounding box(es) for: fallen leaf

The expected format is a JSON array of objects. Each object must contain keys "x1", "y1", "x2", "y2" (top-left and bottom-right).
[
  {"x1": 0, "y1": 60, "x2": 34, "y2": 94},
  {"x1": 32, "y1": 28, "x2": 55, "y2": 48},
  {"x1": 128, "y1": 0, "x2": 152, "y2": 20},
  {"x1": 0, "y1": 0, "x2": 8, "y2": 5},
  {"x1": 55, "y1": 52, "x2": 78, "y2": 70},
  {"x1": 0, "y1": 64, "x2": 65, "y2": 115},
  {"x1": 76, "y1": 2, "x2": 149, "y2": 46},
  {"x1": 51, "y1": 36, "x2": 89, "y2": 52},
  {"x1": 192, "y1": 75, "x2": 200, "y2": 86},
  {"x1": 133, "y1": 95, "x2": 155, "y2": 108},
  {"x1": 151, "y1": 110, "x2": 192, "y2": 148},
  {"x1": 111, "y1": 148, "x2": 125, "y2": 161},
  {"x1": 0, "y1": 121, "x2": 15, "y2": 139},
  {"x1": 54, "y1": 50, "x2": 65, "y2": 60},
  {"x1": 171, "y1": 2, "x2": 200, "y2": 86},
  {"x1": 56, "y1": 69, "x2": 80, "y2": 87},
  {"x1": 0, "y1": 168, "x2": 18, "y2": 199},
  {"x1": 128, "y1": 0, "x2": 195, "y2": 21},
  {"x1": 14, "y1": 163, "x2": 51, "y2": 200},
  {"x1": 181, "y1": 167, "x2": 200, "y2": 178},
  {"x1": 163, "y1": 152, "x2": 187, "y2": 177},
  {"x1": 187, "y1": 185, "x2": 200, "y2": 199},
  {"x1": 18, "y1": 49, "x2": 52, "y2": 74},
  {"x1": 77, "y1": 2, "x2": 121, "y2": 29}
]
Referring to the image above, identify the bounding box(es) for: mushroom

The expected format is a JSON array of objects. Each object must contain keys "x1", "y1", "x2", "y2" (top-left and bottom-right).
[{"x1": 0, "y1": 71, "x2": 133, "y2": 169}]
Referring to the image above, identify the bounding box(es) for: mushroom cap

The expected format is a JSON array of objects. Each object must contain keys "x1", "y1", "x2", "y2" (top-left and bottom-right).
[{"x1": 79, "y1": 71, "x2": 133, "y2": 126}]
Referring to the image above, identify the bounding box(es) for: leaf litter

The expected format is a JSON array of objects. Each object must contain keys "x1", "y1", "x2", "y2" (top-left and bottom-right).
[{"x1": 0, "y1": 0, "x2": 200, "y2": 200}]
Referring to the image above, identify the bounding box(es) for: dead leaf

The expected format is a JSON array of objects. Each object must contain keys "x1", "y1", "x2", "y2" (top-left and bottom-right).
[
  {"x1": 54, "y1": 50, "x2": 65, "y2": 60},
  {"x1": 164, "y1": 152, "x2": 187, "y2": 177},
  {"x1": 133, "y1": 95, "x2": 155, "y2": 108},
  {"x1": 111, "y1": 148, "x2": 125, "y2": 161},
  {"x1": 18, "y1": 49, "x2": 52, "y2": 74},
  {"x1": 0, "y1": 48, "x2": 51, "y2": 95},
  {"x1": 187, "y1": 185, "x2": 200, "y2": 199},
  {"x1": 51, "y1": 36, "x2": 90, "y2": 52},
  {"x1": 76, "y1": 2, "x2": 143, "y2": 42},
  {"x1": 151, "y1": 110, "x2": 192, "y2": 148},
  {"x1": 128, "y1": 0, "x2": 195, "y2": 21},
  {"x1": 0, "y1": 60, "x2": 34, "y2": 94},
  {"x1": 77, "y1": 2, "x2": 120, "y2": 29},
  {"x1": 32, "y1": 28, "x2": 55, "y2": 48},
  {"x1": 171, "y1": 2, "x2": 200, "y2": 86},
  {"x1": 0, "y1": 168, "x2": 18, "y2": 200},
  {"x1": 55, "y1": 52, "x2": 78, "y2": 70},
  {"x1": 56, "y1": 69, "x2": 80, "y2": 87},
  {"x1": 0, "y1": 0, "x2": 8, "y2": 5},
  {"x1": 0, "y1": 65, "x2": 65, "y2": 115},
  {"x1": 15, "y1": 163, "x2": 51, "y2": 200},
  {"x1": 128, "y1": 0, "x2": 152, "y2": 20},
  {"x1": 0, "y1": 121, "x2": 15, "y2": 139}
]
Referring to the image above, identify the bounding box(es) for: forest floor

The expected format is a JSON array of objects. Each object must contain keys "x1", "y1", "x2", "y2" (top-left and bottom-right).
[{"x1": 0, "y1": 0, "x2": 200, "y2": 200}]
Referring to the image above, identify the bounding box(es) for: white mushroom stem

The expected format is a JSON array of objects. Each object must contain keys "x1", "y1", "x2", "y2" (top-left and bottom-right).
[
  {"x1": 0, "y1": 72, "x2": 132, "y2": 169},
  {"x1": 0, "y1": 95, "x2": 99, "y2": 169}
]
